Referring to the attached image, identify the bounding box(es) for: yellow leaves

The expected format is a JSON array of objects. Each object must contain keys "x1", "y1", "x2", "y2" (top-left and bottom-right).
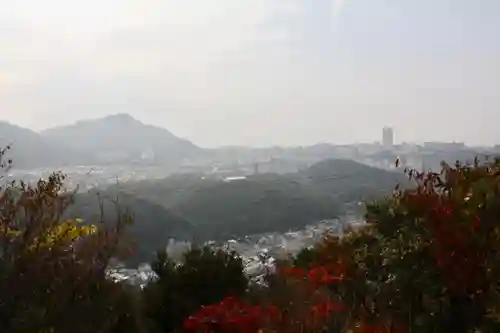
[
  {"x1": 27, "y1": 218, "x2": 98, "y2": 251},
  {"x1": 0, "y1": 225, "x2": 21, "y2": 237}
]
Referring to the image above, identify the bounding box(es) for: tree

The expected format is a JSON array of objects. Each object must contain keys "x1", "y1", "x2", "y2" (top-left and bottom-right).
[
  {"x1": 318, "y1": 158, "x2": 500, "y2": 333},
  {"x1": 142, "y1": 246, "x2": 248, "y2": 333},
  {"x1": 0, "y1": 148, "x2": 137, "y2": 333}
]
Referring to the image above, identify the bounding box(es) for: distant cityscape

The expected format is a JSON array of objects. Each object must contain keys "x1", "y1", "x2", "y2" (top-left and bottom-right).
[
  {"x1": 2, "y1": 116, "x2": 499, "y2": 287},
  {"x1": 6, "y1": 125, "x2": 497, "y2": 193}
]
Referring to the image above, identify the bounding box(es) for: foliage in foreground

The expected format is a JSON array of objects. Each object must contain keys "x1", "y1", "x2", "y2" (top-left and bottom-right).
[
  {"x1": 0, "y1": 147, "x2": 137, "y2": 333},
  {"x1": 3, "y1": 145, "x2": 500, "y2": 333},
  {"x1": 183, "y1": 157, "x2": 500, "y2": 333}
]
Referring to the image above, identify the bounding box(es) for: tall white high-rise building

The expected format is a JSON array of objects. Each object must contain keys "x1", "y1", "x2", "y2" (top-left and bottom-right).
[{"x1": 382, "y1": 127, "x2": 394, "y2": 146}]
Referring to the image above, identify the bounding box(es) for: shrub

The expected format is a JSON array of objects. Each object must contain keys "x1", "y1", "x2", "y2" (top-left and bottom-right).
[
  {"x1": 0, "y1": 148, "x2": 137, "y2": 333},
  {"x1": 306, "y1": 158, "x2": 500, "y2": 333},
  {"x1": 141, "y1": 246, "x2": 248, "y2": 333}
]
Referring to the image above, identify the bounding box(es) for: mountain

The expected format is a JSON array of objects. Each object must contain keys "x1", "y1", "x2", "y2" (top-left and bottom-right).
[
  {"x1": 0, "y1": 114, "x2": 200, "y2": 168},
  {"x1": 294, "y1": 159, "x2": 410, "y2": 202},
  {"x1": 0, "y1": 121, "x2": 90, "y2": 169},
  {"x1": 41, "y1": 113, "x2": 200, "y2": 164}
]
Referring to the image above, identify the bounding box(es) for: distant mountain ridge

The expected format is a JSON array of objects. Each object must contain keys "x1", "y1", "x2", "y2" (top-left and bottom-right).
[
  {"x1": 2, "y1": 113, "x2": 494, "y2": 171},
  {"x1": 0, "y1": 114, "x2": 200, "y2": 168},
  {"x1": 0, "y1": 121, "x2": 92, "y2": 169},
  {"x1": 41, "y1": 113, "x2": 200, "y2": 164}
]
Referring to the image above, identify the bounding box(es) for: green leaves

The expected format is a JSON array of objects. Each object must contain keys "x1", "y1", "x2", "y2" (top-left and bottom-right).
[{"x1": 143, "y1": 246, "x2": 248, "y2": 333}]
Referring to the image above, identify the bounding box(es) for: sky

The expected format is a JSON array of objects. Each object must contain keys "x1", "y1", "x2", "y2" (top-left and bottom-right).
[{"x1": 0, "y1": 0, "x2": 499, "y2": 147}]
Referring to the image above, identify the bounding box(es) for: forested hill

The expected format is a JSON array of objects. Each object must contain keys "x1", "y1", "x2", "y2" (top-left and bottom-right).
[
  {"x1": 68, "y1": 159, "x2": 408, "y2": 265},
  {"x1": 293, "y1": 158, "x2": 411, "y2": 202},
  {"x1": 41, "y1": 113, "x2": 200, "y2": 163},
  {"x1": 0, "y1": 114, "x2": 200, "y2": 169},
  {"x1": 0, "y1": 122, "x2": 93, "y2": 168}
]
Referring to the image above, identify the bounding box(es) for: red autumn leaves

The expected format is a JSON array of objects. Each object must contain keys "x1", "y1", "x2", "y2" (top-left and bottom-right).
[
  {"x1": 184, "y1": 263, "x2": 346, "y2": 333},
  {"x1": 403, "y1": 190, "x2": 485, "y2": 295},
  {"x1": 278, "y1": 261, "x2": 345, "y2": 285},
  {"x1": 183, "y1": 296, "x2": 280, "y2": 333}
]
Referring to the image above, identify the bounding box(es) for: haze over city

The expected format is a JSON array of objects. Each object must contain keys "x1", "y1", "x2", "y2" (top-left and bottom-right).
[{"x1": 1, "y1": 0, "x2": 499, "y2": 147}]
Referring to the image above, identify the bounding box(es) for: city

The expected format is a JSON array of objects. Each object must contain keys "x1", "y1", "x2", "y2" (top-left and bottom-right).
[{"x1": 6, "y1": 126, "x2": 497, "y2": 193}]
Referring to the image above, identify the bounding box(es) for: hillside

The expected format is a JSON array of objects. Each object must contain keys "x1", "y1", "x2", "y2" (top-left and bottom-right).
[
  {"x1": 171, "y1": 175, "x2": 339, "y2": 240},
  {"x1": 71, "y1": 173, "x2": 340, "y2": 252},
  {"x1": 294, "y1": 158, "x2": 410, "y2": 202},
  {"x1": 66, "y1": 159, "x2": 407, "y2": 266},
  {"x1": 0, "y1": 122, "x2": 90, "y2": 169},
  {"x1": 0, "y1": 114, "x2": 199, "y2": 168},
  {"x1": 66, "y1": 190, "x2": 194, "y2": 266},
  {"x1": 41, "y1": 113, "x2": 200, "y2": 164}
]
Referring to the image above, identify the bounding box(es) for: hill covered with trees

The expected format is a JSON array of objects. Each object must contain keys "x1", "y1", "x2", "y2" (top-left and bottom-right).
[
  {"x1": 293, "y1": 158, "x2": 410, "y2": 202},
  {"x1": 41, "y1": 113, "x2": 200, "y2": 164},
  {"x1": 68, "y1": 159, "x2": 406, "y2": 265},
  {"x1": 0, "y1": 114, "x2": 201, "y2": 169},
  {"x1": 0, "y1": 121, "x2": 93, "y2": 168}
]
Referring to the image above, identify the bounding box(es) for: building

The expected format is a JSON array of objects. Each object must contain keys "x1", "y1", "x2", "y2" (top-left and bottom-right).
[
  {"x1": 423, "y1": 141, "x2": 465, "y2": 151},
  {"x1": 382, "y1": 127, "x2": 394, "y2": 147}
]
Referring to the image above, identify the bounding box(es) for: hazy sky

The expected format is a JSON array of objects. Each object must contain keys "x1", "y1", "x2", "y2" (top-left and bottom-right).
[{"x1": 1, "y1": 0, "x2": 499, "y2": 147}]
